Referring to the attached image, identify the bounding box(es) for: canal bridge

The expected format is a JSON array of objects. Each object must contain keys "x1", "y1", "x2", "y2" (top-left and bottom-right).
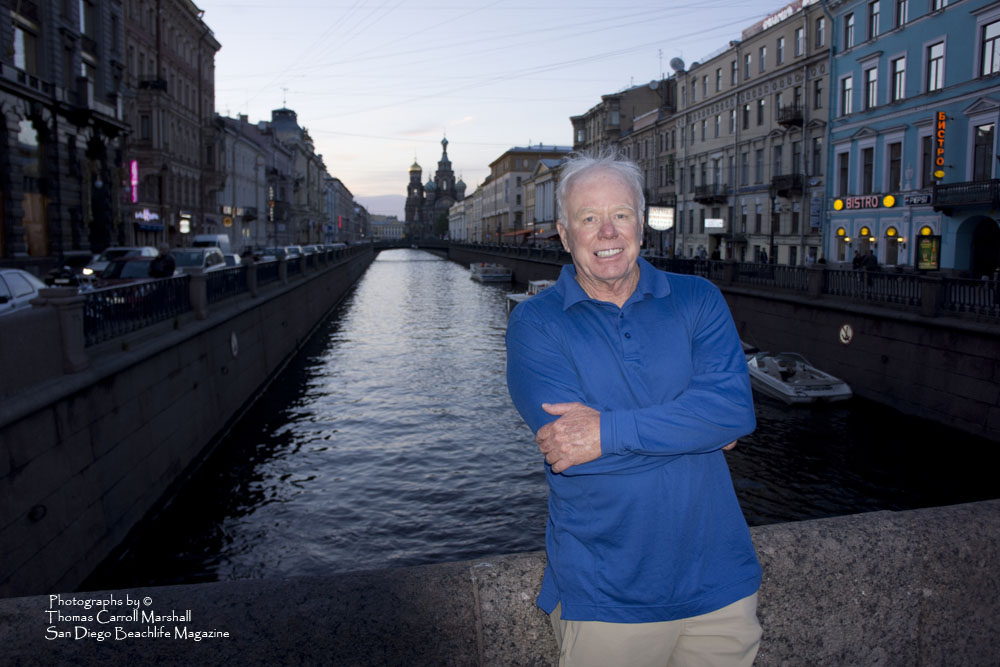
[{"x1": 1, "y1": 240, "x2": 997, "y2": 602}]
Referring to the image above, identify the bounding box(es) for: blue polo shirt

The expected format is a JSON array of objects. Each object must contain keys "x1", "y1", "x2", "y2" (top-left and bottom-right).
[{"x1": 506, "y1": 258, "x2": 761, "y2": 622}]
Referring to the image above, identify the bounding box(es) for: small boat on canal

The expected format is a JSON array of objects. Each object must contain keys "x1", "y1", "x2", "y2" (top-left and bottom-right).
[
  {"x1": 506, "y1": 279, "x2": 557, "y2": 312},
  {"x1": 469, "y1": 262, "x2": 512, "y2": 283},
  {"x1": 745, "y1": 349, "x2": 853, "y2": 404}
]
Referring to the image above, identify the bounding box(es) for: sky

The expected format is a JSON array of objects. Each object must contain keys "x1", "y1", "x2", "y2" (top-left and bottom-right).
[{"x1": 201, "y1": 0, "x2": 787, "y2": 218}]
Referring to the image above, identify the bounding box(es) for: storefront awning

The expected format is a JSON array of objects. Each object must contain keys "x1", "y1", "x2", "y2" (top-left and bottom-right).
[{"x1": 502, "y1": 229, "x2": 535, "y2": 237}]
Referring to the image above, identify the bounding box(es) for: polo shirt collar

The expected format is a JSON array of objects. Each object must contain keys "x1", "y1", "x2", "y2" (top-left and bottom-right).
[{"x1": 556, "y1": 257, "x2": 671, "y2": 311}]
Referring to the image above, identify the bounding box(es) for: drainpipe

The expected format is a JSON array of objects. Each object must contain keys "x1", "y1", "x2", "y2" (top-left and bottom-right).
[{"x1": 821, "y1": 0, "x2": 838, "y2": 262}]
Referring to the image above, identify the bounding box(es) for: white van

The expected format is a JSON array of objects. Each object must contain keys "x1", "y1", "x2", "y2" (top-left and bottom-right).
[{"x1": 191, "y1": 234, "x2": 232, "y2": 255}]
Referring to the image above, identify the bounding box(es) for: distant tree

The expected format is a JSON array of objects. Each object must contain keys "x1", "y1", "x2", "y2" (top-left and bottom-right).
[{"x1": 434, "y1": 212, "x2": 449, "y2": 238}]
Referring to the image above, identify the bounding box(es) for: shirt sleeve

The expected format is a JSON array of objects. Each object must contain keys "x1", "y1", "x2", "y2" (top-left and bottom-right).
[
  {"x1": 599, "y1": 282, "x2": 756, "y2": 463},
  {"x1": 506, "y1": 283, "x2": 755, "y2": 477}
]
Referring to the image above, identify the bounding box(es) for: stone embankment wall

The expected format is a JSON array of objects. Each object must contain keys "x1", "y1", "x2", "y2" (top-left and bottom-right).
[
  {"x1": 0, "y1": 501, "x2": 996, "y2": 666},
  {"x1": 0, "y1": 249, "x2": 374, "y2": 598}
]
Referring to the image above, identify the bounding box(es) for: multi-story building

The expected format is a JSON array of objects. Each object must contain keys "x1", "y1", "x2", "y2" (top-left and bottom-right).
[
  {"x1": 522, "y1": 157, "x2": 565, "y2": 241},
  {"x1": 670, "y1": 0, "x2": 829, "y2": 263},
  {"x1": 2, "y1": 0, "x2": 130, "y2": 269},
  {"x1": 826, "y1": 0, "x2": 1000, "y2": 275},
  {"x1": 326, "y1": 176, "x2": 368, "y2": 244},
  {"x1": 264, "y1": 107, "x2": 328, "y2": 245},
  {"x1": 571, "y1": 84, "x2": 665, "y2": 154},
  {"x1": 484, "y1": 144, "x2": 571, "y2": 242},
  {"x1": 215, "y1": 114, "x2": 268, "y2": 252},
  {"x1": 124, "y1": 0, "x2": 221, "y2": 248},
  {"x1": 369, "y1": 214, "x2": 404, "y2": 242}
]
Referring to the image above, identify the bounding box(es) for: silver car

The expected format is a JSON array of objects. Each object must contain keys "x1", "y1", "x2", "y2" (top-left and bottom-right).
[{"x1": 0, "y1": 268, "x2": 47, "y2": 317}]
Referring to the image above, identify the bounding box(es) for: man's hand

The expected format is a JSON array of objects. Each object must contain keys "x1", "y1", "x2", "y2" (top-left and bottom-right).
[
  {"x1": 723, "y1": 440, "x2": 738, "y2": 451},
  {"x1": 535, "y1": 402, "x2": 602, "y2": 473}
]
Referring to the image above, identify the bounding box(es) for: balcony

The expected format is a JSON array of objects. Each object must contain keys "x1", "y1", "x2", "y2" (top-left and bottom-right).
[
  {"x1": 771, "y1": 173, "x2": 804, "y2": 198},
  {"x1": 933, "y1": 179, "x2": 1000, "y2": 212},
  {"x1": 777, "y1": 104, "x2": 804, "y2": 127},
  {"x1": 693, "y1": 183, "x2": 729, "y2": 204}
]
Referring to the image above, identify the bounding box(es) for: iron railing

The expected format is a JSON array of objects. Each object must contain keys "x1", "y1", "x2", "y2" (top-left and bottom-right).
[
  {"x1": 84, "y1": 276, "x2": 191, "y2": 347},
  {"x1": 206, "y1": 266, "x2": 249, "y2": 304}
]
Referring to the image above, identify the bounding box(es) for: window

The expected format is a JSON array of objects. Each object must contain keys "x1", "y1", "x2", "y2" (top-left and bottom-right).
[
  {"x1": 80, "y1": 0, "x2": 96, "y2": 37},
  {"x1": 703, "y1": 75, "x2": 708, "y2": 97},
  {"x1": 776, "y1": 92, "x2": 783, "y2": 120},
  {"x1": 576, "y1": 128, "x2": 585, "y2": 143},
  {"x1": 741, "y1": 152, "x2": 749, "y2": 184},
  {"x1": 691, "y1": 81, "x2": 697, "y2": 102},
  {"x1": 12, "y1": 24, "x2": 38, "y2": 75},
  {"x1": 932, "y1": 0, "x2": 947, "y2": 10},
  {"x1": 701, "y1": 119, "x2": 707, "y2": 141},
  {"x1": 862, "y1": 147, "x2": 875, "y2": 194},
  {"x1": 864, "y1": 67, "x2": 878, "y2": 109},
  {"x1": 811, "y1": 137, "x2": 823, "y2": 175},
  {"x1": 792, "y1": 141, "x2": 802, "y2": 173},
  {"x1": 921, "y1": 134, "x2": 934, "y2": 187},
  {"x1": 772, "y1": 145, "x2": 783, "y2": 176},
  {"x1": 890, "y1": 57, "x2": 906, "y2": 101},
  {"x1": 730, "y1": 109, "x2": 736, "y2": 133},
  {"x1": 973, "y1": 123, "x2": 995, "y2": 180},
  {"x1": 982, "y1": 20, "x2": 1000, "y2": 77},
  {"x1": 731, "y1": 60, "x2": 738, "y2": 85},
  {"x1": 837, "y1": 152, "x2": 850, "y2": 196},
  {"x1": 714, "y1": 114, "x2": 720, "y2": 138},
  {"x1": 816, "y1": 16, "x2": 826, "y2": 46},
  {"x1": 814, "y1": 80, "x2": 823, "y2": 109},
  {"x1": 690, "y1": 124, "x2": 696, "y2": 145},
  {"x1": 745, "y1": 54, "x2": 752, "y2": 79},
  {"x1": 689, "y1": 165, "x2": 695, "y2": 192},
  {"x1": 759, "y1": 46, "x2": 767, "y2": 72},
  {"x1": 757, "y1": 98, "x2": 766, "y2": 125},
  {"x1": 716, "y1": 68, "x2": 722, "y2": 91},
  {"x1": 794, "y1": 85, "x2": 803, "y2": 108},
  {"x1": 140, "y1": 114, "x2": 151, "y2": 140},
  {"x1": 868, "y1": 1, "x2": 880, "y2": 39},
  {"x1": 755, "y1": 204, "x2": 762, "y2": 233},
  {"x1": 742, "y1": 104, "x2": 750, "y2": 130},
  {"x1": 840, "y1": 76, "x2": 853, "y2": 115},
  {"x1": 927, "y1": 41, "x2": 944, "y2": 91},
  {"x1": 896, "y1": 0, "x2": 908, "y2": 26},
  {"x1": 795, "y1": 28, "x2": 804, "y2": 56},
  {"x1": 755, "y1": 149, "x2": 764, "y2": 183},
  {"x1": 777, "y1": 37, "x2": 785, "y2": 64},
  {"x1": 845, "y1": 13, "x2": 855, "y2": 49},
  {"x1": 888, "y1": 141, "x2": 902, "y2": 190}
]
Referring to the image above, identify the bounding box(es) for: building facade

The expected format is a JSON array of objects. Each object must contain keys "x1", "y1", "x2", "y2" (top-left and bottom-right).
[
  {"x1": 826, "y1": 0, "x2": 1000, "y2": 275},
  {"x1": 667, "y1": 0, "x2": 829, "y2": 263},
  {"x1": 2, "y1": 0, "x2": 130, "y2": 269},
  {"x1": 123, "y1": 0, "x2": 221, "y2": 248}
]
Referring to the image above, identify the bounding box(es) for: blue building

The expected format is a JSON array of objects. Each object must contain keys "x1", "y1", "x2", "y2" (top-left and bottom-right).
[{"x1": 825, "y1": 0, "x2": 1000, "y2": 275}]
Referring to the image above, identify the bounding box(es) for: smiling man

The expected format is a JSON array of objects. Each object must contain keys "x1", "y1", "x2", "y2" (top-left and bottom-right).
[{"x1": 506, "y1": 151, "x2": 761, "y2": 667}]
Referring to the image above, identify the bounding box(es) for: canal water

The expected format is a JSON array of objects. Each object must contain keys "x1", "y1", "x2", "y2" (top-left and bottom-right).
[{"x1": 84, "y1": 249, "x2": 1000, "y2": 590}]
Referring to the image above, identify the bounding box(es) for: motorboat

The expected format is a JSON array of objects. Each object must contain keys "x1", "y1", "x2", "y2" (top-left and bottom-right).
[
  {"x1": 469, "y1": 262, "x2": 512, "y2": 283},
  {"x1": 506, "y1": 279, "x2": 557, "y2": 312},
  {"x1": 745, "y1": 350, "x2": 853, "y2": 404}
]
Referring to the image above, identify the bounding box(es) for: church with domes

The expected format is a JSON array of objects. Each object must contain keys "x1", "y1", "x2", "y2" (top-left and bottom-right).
[{"x1": 405, "y1": 137, "x2": 466, "y2": 239}]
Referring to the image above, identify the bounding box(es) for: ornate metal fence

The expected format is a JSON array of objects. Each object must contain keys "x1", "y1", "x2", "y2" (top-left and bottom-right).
[
  {"x1": 84, "y1": 276, "x2": 191, "y2": 347},
  {"x1": 206, "y1": 266, "x2": 249, "y2": 304}
]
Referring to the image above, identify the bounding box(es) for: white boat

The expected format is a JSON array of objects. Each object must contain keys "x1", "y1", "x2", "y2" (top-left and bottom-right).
[
  {"x1": 506, "y1": 279, "x2": 557, "y2": 312},
  {"x1": 746, "y1": 350, "x2": 853, "y2": 404},
  {"x1": 469, "y1": 262, "x2": 512, "y2": 283}
]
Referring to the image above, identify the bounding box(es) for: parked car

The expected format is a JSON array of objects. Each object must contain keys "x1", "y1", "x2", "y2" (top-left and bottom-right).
[
  {"x1": 94, "y1": 256, "x2": 172, "y2": 286},
  {"x1": 283, "y1": 245, "x2": 304, "y2": 258},
  {"x1": 0, "y1": 268, "x2": 46, "y2": 317},
  {"x1": 302, "y1": 244, "x2": 323, "y2": 255},
  {"x1": 170, "y1": 247, "x2": 227, "y2": 274},
  {"x1": 223, "y1": 253, "x2": 242, "y2": 267},
  {"x1": 82, "y1": 246, "x2": 158, "y2": 277},
  {"x1": 256, "y1": 247, "x2": 287, "y2": 262}
]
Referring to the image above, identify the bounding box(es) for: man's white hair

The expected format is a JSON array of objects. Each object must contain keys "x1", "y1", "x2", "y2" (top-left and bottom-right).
[{"x1": 556, "y1": 149, "x2": 646, "y2": 225}]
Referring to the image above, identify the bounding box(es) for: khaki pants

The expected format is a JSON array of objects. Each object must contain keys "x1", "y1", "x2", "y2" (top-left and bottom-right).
[{"x1": 549, "y1": 593, "x2": 761, "y2": 667}]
